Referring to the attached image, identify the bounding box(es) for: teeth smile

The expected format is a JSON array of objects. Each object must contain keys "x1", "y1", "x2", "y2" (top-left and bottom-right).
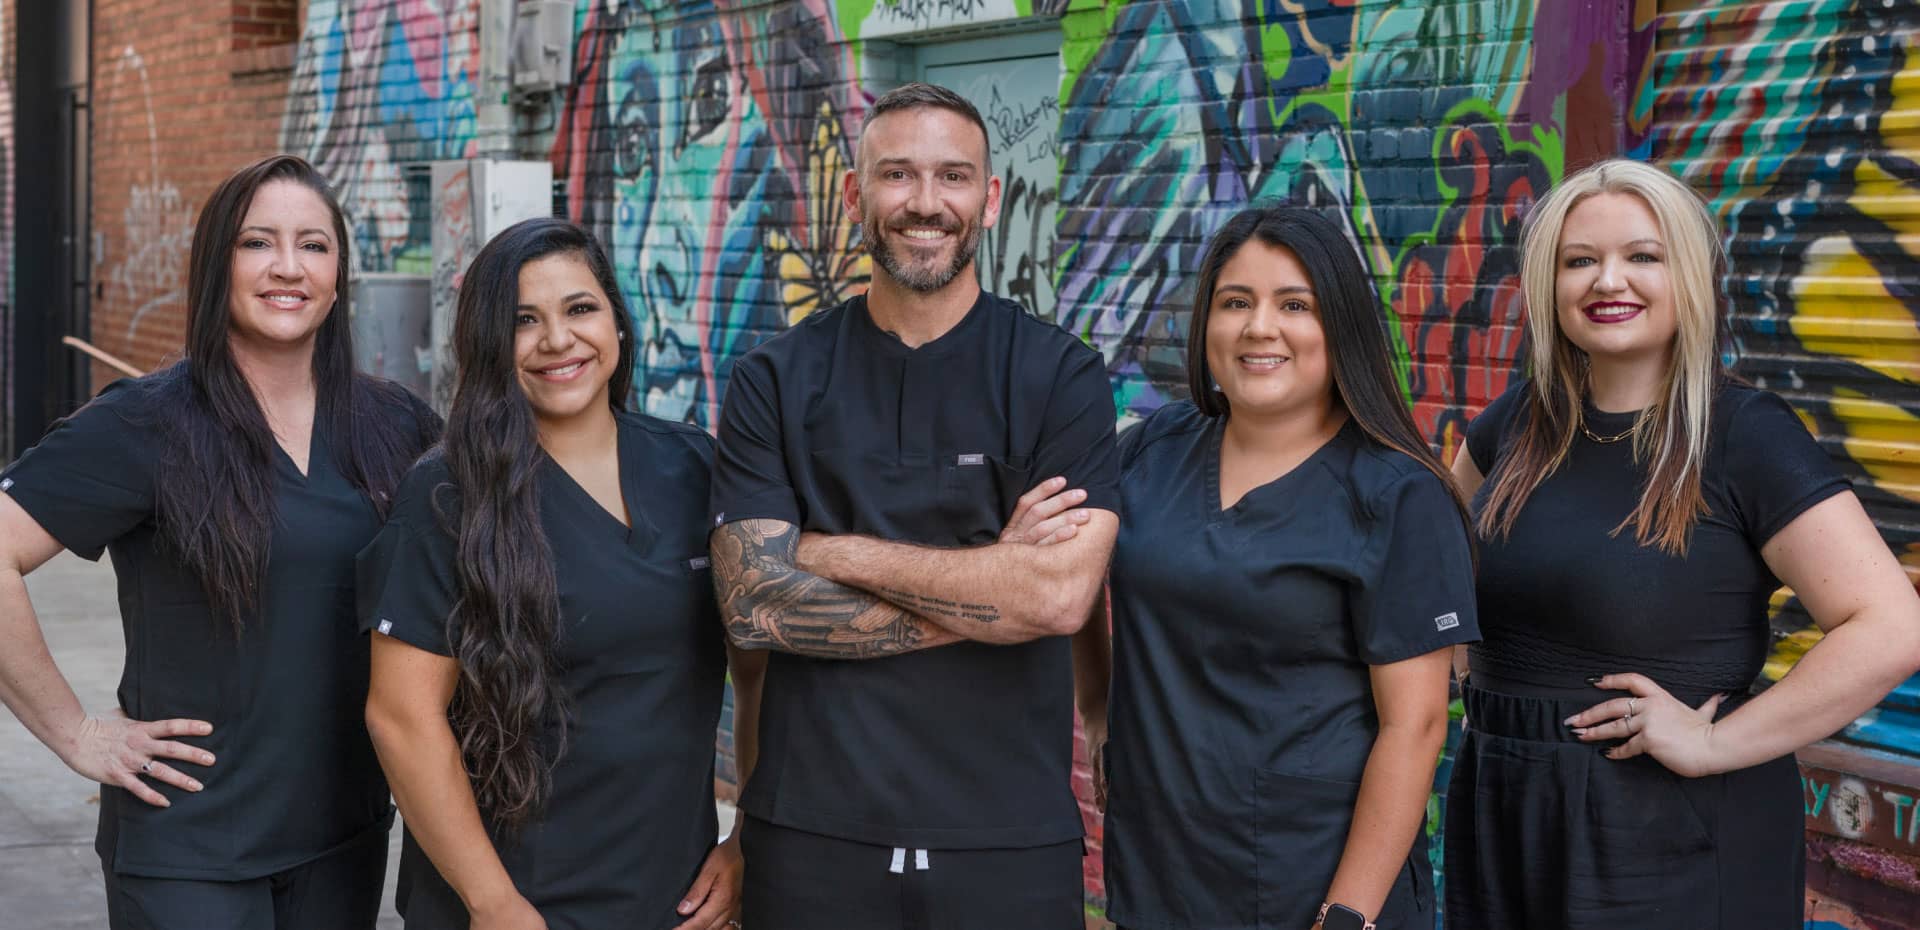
[
  {"x1": 265, "y1": 295, "x2": 305, "y2": 306},
  {"x1": 541, "y1": 362, "x2": 584, "y2": 376},
  {"x1": 900, "y1": 229, "x2": 947, "y2": 240}
]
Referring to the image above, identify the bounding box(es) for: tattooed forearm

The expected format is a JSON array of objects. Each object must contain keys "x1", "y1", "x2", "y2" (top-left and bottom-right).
[
  {"x1": 876, "y1": 588, "x2": 1001, "y2": 624},
  {"x1": 710, "y1": 520, "x2": 960, "y2": 659}
]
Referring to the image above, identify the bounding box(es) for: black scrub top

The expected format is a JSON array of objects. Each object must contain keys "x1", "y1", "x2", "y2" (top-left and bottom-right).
[
  {"x1": 709, "y1": 292, "x2": 1121, "y2": 849},
  {"x1": 1463, "y1": 380, "x2": 1852, "y2": 701},
  {"x1": 0, "y1": 363, "x2": 438, "y2": 880},
  {"x1": 357, "y1": 411, "x2": 726, "y2": 930},
  {"x1": 1102, "y1": 401, "x2": 1479, "y2": 930}
]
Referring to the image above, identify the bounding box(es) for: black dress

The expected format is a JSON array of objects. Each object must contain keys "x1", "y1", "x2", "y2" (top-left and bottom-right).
[
  {"x1": 0, "y1": 366, "x2": 436, "y2": 882},
  {"x1": 1102, "y1": 402, "x2": 1480, "y2": 930},
  {"x1": 356, "y1": 411, "x2": 728, "y2": 930},
  {"x1": 1444, "y1": 380, "x2": 1849, "y2": 929}
]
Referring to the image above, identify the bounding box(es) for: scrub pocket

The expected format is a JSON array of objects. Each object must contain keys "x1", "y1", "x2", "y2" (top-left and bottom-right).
[
  {"x1": 939, "y1": 453, "x2": 1031, "y2": 543},
  {"x1": 1252, "y1": 769, "x2": 1359, "y2": 929}
]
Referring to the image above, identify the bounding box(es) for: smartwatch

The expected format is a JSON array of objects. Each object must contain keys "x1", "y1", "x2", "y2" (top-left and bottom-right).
[{"x1": 1317, "y1": 902, "x2": 1376, "y2": 930}]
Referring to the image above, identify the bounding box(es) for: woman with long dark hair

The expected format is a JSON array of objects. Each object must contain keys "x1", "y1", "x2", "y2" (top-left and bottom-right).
[
  {"x1": 1443, "y1": 160, "x2": 1920, "y2": 928},
  {"x1": 0, "y1": 154, "x2": 439, "y2": 928},
  {"x1": 359, "y1": 217, "x2": 761, "y2": 930},
  {"x1": 1073, "y1": 206, "x2": 1478, "y2": 930}
]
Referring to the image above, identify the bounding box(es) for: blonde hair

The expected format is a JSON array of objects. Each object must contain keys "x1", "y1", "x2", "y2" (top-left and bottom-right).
[{"x1": 1479, "y1": 159, "x2": 1727, "y2": 555}]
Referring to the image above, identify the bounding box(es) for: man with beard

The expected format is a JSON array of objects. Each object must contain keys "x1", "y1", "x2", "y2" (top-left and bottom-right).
[{"x1": 708, "y1": 83, "x2": 1120, "y2": 928}]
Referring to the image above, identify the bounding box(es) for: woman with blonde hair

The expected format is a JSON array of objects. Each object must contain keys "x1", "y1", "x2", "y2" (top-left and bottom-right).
[{"x1": 1443, "y1": 158, "x2": 1920, "y2": 928}]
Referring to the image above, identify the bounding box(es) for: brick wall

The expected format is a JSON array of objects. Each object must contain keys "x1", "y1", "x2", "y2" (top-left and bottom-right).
[{"x1": 88, "y1": 0, "x2": 297, "y2": 386}]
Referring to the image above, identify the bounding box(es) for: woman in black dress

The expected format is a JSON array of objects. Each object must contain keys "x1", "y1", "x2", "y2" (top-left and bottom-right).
[
  {"x1": 1444, "y1": 158, "x2": 1920, "y2": 928},
  {"x1": 359, "y1": 217, "x2": 762, "y2": 930},
  {"x1": 1077, "y1": 206, "x2": 1480, "y2": 930},
  {"x1": 0, "y1": 155, "x2": 439, "y2": 928}
]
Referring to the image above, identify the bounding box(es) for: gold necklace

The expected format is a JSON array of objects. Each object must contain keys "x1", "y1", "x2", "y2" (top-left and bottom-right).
[{"x1": 1580, "y1": 420, "x2": 1635, "y2": 443}]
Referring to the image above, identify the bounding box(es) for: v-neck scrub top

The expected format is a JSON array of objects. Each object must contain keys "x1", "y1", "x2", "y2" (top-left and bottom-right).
[
  {"x1": 0, "y1": 364, "x2": 438, "y2": 880},
  {"x1": 1102, "y1": 401, "x2": 1479, "y2": 930},
  {"x1": 709, "y1": 292, "x2": 1122, "y2": 849},
  {"x1": 357, "y1": 411, "x2": 727, "y2": 930}
]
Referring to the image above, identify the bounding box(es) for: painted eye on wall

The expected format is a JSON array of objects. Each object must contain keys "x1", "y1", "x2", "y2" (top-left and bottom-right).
[
  {"x1": 679, "y1": 50, "x2": 731, "y2": 156},
  {"x1": 614, "y1": 89, "x2": 657, "y2": 180}
]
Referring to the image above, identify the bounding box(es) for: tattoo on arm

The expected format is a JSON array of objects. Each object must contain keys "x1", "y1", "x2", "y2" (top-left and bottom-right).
[
  {"x1": 711, "y1": 520, "x2": 957, "y2": 659},
  {"x1": 876, "y1": 587, "x2": 1001, "y2": 624}
]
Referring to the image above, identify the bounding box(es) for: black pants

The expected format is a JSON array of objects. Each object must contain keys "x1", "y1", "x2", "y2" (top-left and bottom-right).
[
  {"x1": 740, "y1": 816, "x2": 1084, "y2": 930},
  {"x1": 1445, "y1": 685, "x2": 1803, "y2": 930},
  {"x1": 103, "y1": 821, "x2": 389, "y2": 930}
]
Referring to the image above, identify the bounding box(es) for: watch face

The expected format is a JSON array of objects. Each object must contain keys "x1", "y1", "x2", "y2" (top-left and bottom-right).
[{"x1": 1322, "y1": 904, "x2": 1369, "y2": 930}]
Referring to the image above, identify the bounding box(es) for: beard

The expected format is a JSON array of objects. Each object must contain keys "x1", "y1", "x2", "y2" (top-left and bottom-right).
[{"x1": 864, "y1": 207, "x2": 984, "y2": 293}]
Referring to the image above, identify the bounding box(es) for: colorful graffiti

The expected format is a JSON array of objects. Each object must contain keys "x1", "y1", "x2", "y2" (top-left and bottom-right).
[
  {"x1": 279, "y1": 0, "x2": 479, "y2": 272},
  {"x1": 551, "y1": 0, "x2": 867, "y2": 425},
  {"x1": 1642, "y1": 0, "x2": 1920, "y2": 757}
]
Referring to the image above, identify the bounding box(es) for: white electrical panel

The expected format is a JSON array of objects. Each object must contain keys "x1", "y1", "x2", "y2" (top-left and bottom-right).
[{"x1": 512, "y1": 0, "x2": 576, "y2": 94}]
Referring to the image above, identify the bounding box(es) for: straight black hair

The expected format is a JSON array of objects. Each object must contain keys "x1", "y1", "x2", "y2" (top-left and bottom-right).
[
  {"x1": 437, "y1": 216, "x2": 634, "y2": 831},
  {"x1": 148, "y1": 154, "x2": 434, "y2": 632},
  {"x1": 1185, "y1": 205, "x2": 1469, "y2": 526}
]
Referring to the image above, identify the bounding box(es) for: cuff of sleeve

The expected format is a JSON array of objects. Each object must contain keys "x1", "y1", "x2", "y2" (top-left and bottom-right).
[
  {"x1": 2, "y1": 487, "x2": 110, "y2": 561},
  {"x1": 711, "y1": 489, "x2": 803, "y2": 530},
  {"x1": 1360, "y1": 626, "x2": 1482, "y2": 667},
  {"x1": 1754, "y1": 477, "x2": 1851, "y2": 546},
  {"x1": 364, "y1": 614, "x2": 454, "y2": 657}
]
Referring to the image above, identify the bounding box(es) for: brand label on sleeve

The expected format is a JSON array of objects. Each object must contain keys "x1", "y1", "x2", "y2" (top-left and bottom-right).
[
  {"x1": 377, "y1": 619, "x2": 394, "y2": 635},
  {"x1": 1434, "y1": 612, "x2": 1460, "y2": 632},
  {"x1": 688, "y1": 557, "x2": 710, "y2": 570},
  {"x1": 0, "y1": 477, "x2": 12, "y2": 492},
  {"x1": 956, "y1": 453, "x2": 985, "y2": 466}
]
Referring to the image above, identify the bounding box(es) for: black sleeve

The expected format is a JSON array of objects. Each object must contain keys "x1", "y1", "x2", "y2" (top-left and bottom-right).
[
  {"x1": 1031, "y1": 347, "x2": 1122, "y2": 515},
  {"x1": 709, "y1": 355, "x2": 801, "y2": 528},
  {"x1": 0, "y1": 384, "x2": 158, "y2": 560},
  {"x1": 355, "y1": 467, "x2": 460, "y2": 656},
  {"x1": 1350, "y1": 471, "x2": 1481, "y2": 665},
  {"x1": 1465, "y1": 379, "x2": 1527, "y2": 476},
  {"x1": 1725, "y1": 390, "x2": 1851, "y2": 545}
]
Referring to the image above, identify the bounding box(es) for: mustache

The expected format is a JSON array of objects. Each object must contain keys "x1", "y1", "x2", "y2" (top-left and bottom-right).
[{"x1": 886, "y1": 212, "x2": 960, "y2": 232}]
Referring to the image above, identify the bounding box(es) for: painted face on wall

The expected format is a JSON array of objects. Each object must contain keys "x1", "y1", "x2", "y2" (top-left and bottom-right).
[
  {"x1": 607, "y1": 9, "x2": 768, "y2": 423},
  {"x1": 226, "y1": 180, "x2": 341, "y2": 351},
  {"x1": 1554, "y1": 191, "x2": 1678, "y2": 372},
  {"x1": 848, "y1": 107, "x2": 1002, "y2": 293},
  {"x1": 1203, "y1": 239, "x2": 1334, "y2": 421}
]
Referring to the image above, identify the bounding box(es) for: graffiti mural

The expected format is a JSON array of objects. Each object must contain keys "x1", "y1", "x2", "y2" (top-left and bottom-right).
[
  {"x1": 280, "y1": 0, "x2": 479, "y2": 272},
  {"x1": 95, "y1": 45, "x2": 197, "y2": 356},
  {"x1": 1643, "y1": 0, "x2": 1920, "y2": 758},
  {"x1": 551, "y1": 0, "x2": 866, "y2": 425}
]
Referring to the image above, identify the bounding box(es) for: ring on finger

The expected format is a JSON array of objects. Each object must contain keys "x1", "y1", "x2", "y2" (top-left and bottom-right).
[
  {"x1": 140, "y1": 761, "x2": 153, "y2": 775},
  {"x1": 1628, "y1": 698, "x2": 1639, "y2": 717}
]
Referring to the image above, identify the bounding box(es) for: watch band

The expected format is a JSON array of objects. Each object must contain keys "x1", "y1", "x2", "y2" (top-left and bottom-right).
[{"x1": 1317, "y1": 901, "x2": 1377, "y2": 930}]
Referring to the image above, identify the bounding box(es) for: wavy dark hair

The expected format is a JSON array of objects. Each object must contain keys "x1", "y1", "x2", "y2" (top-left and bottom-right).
[
  {"x1": 1186, "y1": 205, "x2": 1470, "y2": 529},
  {"x1": 437, "y1": 217, "x2": 635, "y2": 830},
  {"x1": 146, "y1": 154, "x2": 432, "y2": 632}
]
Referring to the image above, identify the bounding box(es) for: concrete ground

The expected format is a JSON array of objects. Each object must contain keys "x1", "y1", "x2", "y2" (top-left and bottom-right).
[{"x1": 0, "y1": 552, "x2": 734, "y2": 929}]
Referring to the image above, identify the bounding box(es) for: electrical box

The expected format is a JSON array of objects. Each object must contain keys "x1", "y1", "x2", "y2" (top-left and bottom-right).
[
  {"x1": 511, "y1": 0, "x2": 575, "y2": 94},
  {"x1": 428, "y1": 159, "x2": 555, "y2": 410},
  {"x1": 353, "y1": 273, "x2": 433, "y2": 401}
]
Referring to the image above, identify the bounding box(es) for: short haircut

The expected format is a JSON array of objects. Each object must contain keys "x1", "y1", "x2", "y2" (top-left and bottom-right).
[{"x1": 861, "y1": 82, "x2": 993, "y2": 174}]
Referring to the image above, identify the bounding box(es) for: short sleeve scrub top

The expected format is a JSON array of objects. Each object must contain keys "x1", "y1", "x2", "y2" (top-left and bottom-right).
[
  {"x1": 357, "y1": 411, "x2": 728, "y2": 930},
  {"x1": 1102, "y1": 402, "x2": 1480, "y2": 930},
  {"x1": 0, "y1": 364, "x2": 438, "y2": 882}
]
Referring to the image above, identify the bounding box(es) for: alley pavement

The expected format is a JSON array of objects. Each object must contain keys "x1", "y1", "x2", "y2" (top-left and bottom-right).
[{"x1": 0, "y1": 552, "x2": 736, "y2": 929}]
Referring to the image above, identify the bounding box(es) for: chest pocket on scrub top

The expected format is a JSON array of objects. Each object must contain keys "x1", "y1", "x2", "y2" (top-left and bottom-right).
[{"x1": 939, "y1": 453, "x2": 1031, "y2": 545}]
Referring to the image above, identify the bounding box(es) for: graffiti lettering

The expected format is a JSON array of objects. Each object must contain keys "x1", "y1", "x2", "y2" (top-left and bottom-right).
[
  {"x1": 984, "y1": 88, "x2": 1059, "y2": 155},
  {"x1": 874, "y1": 0, "x2": 988, "y2": 29}
]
